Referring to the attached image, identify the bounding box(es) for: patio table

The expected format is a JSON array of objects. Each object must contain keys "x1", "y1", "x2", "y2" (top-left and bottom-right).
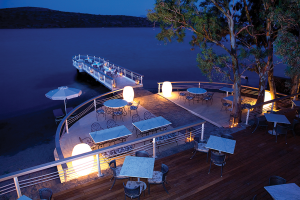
[
  {"x1": 264, "y1": 113, "x2": 290, "y2": 137},
  {"x1": 206, "y1": 135, "x2": 236, "y2": 154},
  {"x1": 132, "y1": 116, "x2": 171, "y2": 133},
  {"x1": 187, "y1": 87, "x2": 207, "y2": 102},
  {"x1": 219, "y1": 87, "x2": 234, "y2": 97},
  {"x1": 264, "y1": 183, "x2": 300, "y2": 200},
  {"x1": 104, "y1": 99, "x2": 127, "y2": 109},
  {"x1": 17, "y1": 195, "x2": 32, "y2": 200},
  {"x1": 120, "y1": 156, "x2": 155, "y2": 182},
  {"x1": 89, "y1": 125, "x2": 132, "y2": 144}
]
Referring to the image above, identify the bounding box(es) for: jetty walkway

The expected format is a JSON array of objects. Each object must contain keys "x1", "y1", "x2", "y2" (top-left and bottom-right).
[{"x1": 72, "y1": 54, "x2": 144, "y2": 91}]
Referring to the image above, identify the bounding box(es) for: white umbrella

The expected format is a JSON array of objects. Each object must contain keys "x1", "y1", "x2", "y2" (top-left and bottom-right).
[{"x1": 45, "y1": 86, "x2": 82, "y2": 114}]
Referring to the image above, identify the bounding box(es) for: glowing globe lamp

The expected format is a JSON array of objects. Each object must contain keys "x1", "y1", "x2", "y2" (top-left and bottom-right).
[
  {"x1": 162, "y1": 81, "x2": 172, "y2": 97},
  {"x1": 72, "y1": 144, "x2": 94, "y2": 177},
  {"x1": 123, "y1": 86, "x2": 134, "y2": 102}
]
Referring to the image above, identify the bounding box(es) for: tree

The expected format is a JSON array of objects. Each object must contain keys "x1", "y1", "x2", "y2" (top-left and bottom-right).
[
  {"x1": 148, "y1": 0, "x2": 248, "y2": 122},
  {"x1": 273, "y1": 0, "x2": 300, "y2": 97}
]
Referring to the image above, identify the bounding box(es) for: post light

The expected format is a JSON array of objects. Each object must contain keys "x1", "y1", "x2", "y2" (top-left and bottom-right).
[
  {"x1": 162, "y1": 81, "x2": 172, "y2": 97},
  {"x1": 135, "y1": 79, "x2": 140, "y2": 85},
  {"x1": 123, "y1": 86, "x2": 134, "y2": 102},
  {"x1": 229, "y1": 114, "x2": 239, "y2": 128},
  {"x1": 263, "y1": 91, "x2": 272, "y2": 112},
  {"x1": 72, "y1": 144, "x2": 94, "y2": 177}
]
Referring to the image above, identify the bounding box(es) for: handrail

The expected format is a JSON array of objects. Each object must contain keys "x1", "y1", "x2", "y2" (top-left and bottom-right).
[{"x1": 0, "y1": 120, "x2": 205, "y2": 182}]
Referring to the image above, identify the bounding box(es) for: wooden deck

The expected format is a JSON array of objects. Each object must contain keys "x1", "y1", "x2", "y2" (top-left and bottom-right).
[{"x1": 53, "y1": 111, "x2": 300, "y2": 200}]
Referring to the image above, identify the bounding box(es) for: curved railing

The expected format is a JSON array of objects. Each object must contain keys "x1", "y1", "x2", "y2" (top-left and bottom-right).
[{"x1": 72, "y1": 54, "x2": 144, "y2": 90}]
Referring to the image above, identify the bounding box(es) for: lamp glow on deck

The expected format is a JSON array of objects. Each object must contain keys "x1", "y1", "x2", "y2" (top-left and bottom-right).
[
  {"x1": 123, "y1": 86, "x2": 134, "y2": 102},
  {"x1": 263, "y1": 91, "x2": 272, "y2": 112},
  {"x1": 72, "y1": 144, "x2": 94, "y2": 177},
  {"x1": 162, "y1": 81, "x2": 172, "y2": 97}
]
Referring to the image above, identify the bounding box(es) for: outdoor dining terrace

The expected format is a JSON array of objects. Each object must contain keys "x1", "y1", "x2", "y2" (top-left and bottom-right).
[{"x1": 52, "y1": 108, "x2": 300, "y2": 200}]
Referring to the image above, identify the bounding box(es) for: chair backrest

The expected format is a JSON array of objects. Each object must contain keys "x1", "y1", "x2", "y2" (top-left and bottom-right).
[
  {"x1": 135, "y1": 150, "x2": 149, "y2": 157},
  {"x1": 107, "y1": 119, "x2": 117, "y2": 128},
  {"x1": 161, "y1": 164, "x2": 169, "y2": 182},
  {"x1": 269, "y1": 176, "x2": 286, "y2": 186},
  {"x1": 292, "y1": 118, "x2": 300, "y2": 129},
  {"x1": 275, "y1": 124, "x2": 288, "y2": 135},
  {"x1": 39, "y1": 188, "x2": 53, "y2": 200},
  {"x1": 144, "y1": 111, "x2": 154, "y2": 120},
  {"x1": 109, "y1": 160, "x2": 117, "y2": 176},
  {"x1": 91, "y1": 122, "x2": 103, "y2": 132},
  {"x1": 132, "y1": 114, "x2": 141, "y2": 123},
  {"x1": 123, "y1": 183, "x2": 140, "y2": 197},
  {"x1": 211, "y1": 151, "x2": 226, "y2": 164}
]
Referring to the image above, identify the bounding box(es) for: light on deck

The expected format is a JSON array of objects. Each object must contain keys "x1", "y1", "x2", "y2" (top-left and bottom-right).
[
  {"x1": 162, "y1": 81, "x2": 172, "y2": 97},
  {"x1": 72, "y1": 144, "x2": 94, "y2": 177},
  {"x1": 123, "y1": 86, "x2": 134, "y2": 102},
  {"x1": 263, "y1": 91, "x2": 272, "y2": 112}
]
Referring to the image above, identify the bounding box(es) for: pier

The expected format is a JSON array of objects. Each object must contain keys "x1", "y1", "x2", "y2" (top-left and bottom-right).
[{"x1": 72, "y1": 54, "x2": 144, "y2": 90}]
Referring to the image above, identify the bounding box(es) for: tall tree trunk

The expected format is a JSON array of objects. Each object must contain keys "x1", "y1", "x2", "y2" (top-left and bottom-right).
[
  {"x1": 291, "y1": 74, "x2": 300, "y2": 100},
  {"x1": 268, "y1": 65, "x2": 277, "y2": 108},
  {"x1": 256, "y1": 71, "x2": 268, "y2": 104},
  {"x1": 228, "y1": 16, "x2": 242, "y2": 122}
]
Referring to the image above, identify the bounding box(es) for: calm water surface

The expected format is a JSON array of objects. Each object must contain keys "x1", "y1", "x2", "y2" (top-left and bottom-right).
[{"x1": 0, "y1": 28, "x2": 287, "y2": 120}]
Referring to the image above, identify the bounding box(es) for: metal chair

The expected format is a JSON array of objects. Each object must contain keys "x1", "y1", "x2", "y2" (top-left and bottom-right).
[
  {"x1": 283, "y1": 118, "x2": 299, "y2": 137},
  {"x1": 208, "y1": 151, "x2": 226, "y2": 177},
  {"x1": 130, "y1": 101, "x2": 140, "y2": 116},
  {"x1": 39, "y1": 188, "x2": 53, "y2": 200},
  {"x1": 135, "y1": 150, "x2": 149, "y2": 157},
  {"x1": 185, "y1": 95, "x2": 194, "y2": 105},
  {"x1": 148, "y1": 164, "x2": 169, "y2": 194},
  {"x1": 190, "y1": 136, "x2": 209, "y2": 162},
  {"x1": 275, "y1": 124, "x2": 288, "y2": 144},
  {"x1": 123, "y1": 182, "x2": 142, "y2": 200},
  {"x1": 109, "y1": 160, "x2": 129, "y2": 190},
  {"x1": 221, "y1": 99, "x2": 231, "y2": 112},
  {"x1": 96, "y1": 104, "x2": 106, "y2": 120},
  {"x1": 91, "y1": 122, "x2": 103, "y2": 132},
  {"x1": 107, "y1": 119, "x2": 119, "y2": 129},
  {"x1": 112, "y1": 108, "x2": 126, "y2": 121},
  {"x1": 79, "y1": 136, "x2": 99, "y2": 150},
  {"x1": 178, "y1": 92, "x2": 186, "y2": 100},
  {"x1": 144, "y1": 111, "x2": 154, "y2": 120},
  {"x1": 203, "y1": 93, "x2": 214, "y2": 105},
  {"x1": 252, "y1": 116, "x2": 268, "y2": 134},
  {"x1": 132, "y1": 114, "x2": 141, "y2": 135},
  {"x1": 269, "y1": 175, "x2": 286, "y2": 185}
]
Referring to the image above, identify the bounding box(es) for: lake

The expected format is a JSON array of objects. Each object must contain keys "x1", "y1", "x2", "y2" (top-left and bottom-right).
[{"x1": 0, "y1": 28, "x2": 287, "y2": 120}]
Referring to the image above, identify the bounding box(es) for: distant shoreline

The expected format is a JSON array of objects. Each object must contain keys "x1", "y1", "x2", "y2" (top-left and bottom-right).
[{"x1": 0, "y1": 7, "x2": 158, "y2": 29}]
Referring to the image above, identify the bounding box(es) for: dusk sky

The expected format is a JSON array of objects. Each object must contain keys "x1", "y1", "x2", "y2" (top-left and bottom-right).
[{"x1": 0, "y1": 0, "x2": 156, "y2": 17}]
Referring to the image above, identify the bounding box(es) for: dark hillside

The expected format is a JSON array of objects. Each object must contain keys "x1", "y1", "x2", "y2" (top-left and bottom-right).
[{"x1": 0, "y1": 7, "x2": 156, "y2": 28}]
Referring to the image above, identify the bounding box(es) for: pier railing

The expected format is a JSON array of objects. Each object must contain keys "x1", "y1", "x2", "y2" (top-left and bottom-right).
[
  {"x1": 157, "y1": 81, "x2": 299, "y2": 125},
  {"x1": 0, "y1": 119, "x2": 205, "y2": 199},
  {"x1": 72, "y1": 54, "x2": 144, "y2": 90}
]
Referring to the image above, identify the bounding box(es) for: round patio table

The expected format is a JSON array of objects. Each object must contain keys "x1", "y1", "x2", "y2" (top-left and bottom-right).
[
  {"x1": 187, "y1": 88, "x2": 207, "y2": 102},
  {"x1": 104, "y1": 99, "x2": 128, "y2": 108}
]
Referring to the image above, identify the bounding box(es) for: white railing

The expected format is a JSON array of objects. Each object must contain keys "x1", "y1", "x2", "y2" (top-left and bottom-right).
[
  {"x1": 0, "y1": 120, "x2": 205, "y2": 198},
  {"x1": 72, "y1": 54, "x2": 144, "y2": 90}
]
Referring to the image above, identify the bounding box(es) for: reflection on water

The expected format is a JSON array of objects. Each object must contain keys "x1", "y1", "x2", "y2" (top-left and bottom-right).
[{"x1": 0, "y1": 28, "x2": 286, "y2": 119}]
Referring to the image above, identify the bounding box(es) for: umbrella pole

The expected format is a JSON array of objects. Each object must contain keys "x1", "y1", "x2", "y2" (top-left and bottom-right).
[{"x1": 64, "y1": 99, "x2": 67, "y2": 114}]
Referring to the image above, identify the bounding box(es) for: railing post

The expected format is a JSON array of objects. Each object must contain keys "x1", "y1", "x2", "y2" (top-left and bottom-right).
[
  {"x1": 292, "y1": 96, "x2": 296, "y2": 108},
  {"x1": 131, "y1": 72, "x2": 133, "y2": 80},
  {"x1": 271, "y1": 102, "x2": 274, "y2": 111},
  {"x1": 140, "y1": 76, "x2": 143, "y2": 85},
  {"x1": 152, "y1": 138, "x2": 156, "y2": 158},
  {"x1": 199, "y1": 82, "x2": 200, "y2": 88},
  {"x1": 158, "y1": 83, "x2": 161, "y2": 93},
  {"x1": 201, "y1": 123, "x2": 204, "y2": 141},
  {"x1": 63, "y1": 168, "x2": 67, "y2": 182},
  {"x1": 96, "y1": 154, "x2": 104, "y2": 177},
  {"x1": 65, "y1": 119, "x2": 69, "y2": 133},
  {"x1": 246, "y1": 109, "x2": 250, "y2": 125},
  {"x1": 14, "y1": 177, "x2": 22, "y2": 198},
  {"x1": 79, "y1": 54, "x2": 80, "y2": 59}
]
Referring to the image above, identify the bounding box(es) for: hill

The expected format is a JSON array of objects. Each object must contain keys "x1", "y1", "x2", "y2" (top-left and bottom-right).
[{"x1": 0, "y1": 7, "x2": 155, "y2": 28}]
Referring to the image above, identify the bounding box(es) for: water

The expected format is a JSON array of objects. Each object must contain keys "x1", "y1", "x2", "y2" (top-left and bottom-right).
[{"x1": 0, "y1": 28, "x2": 287, "y2": 120}]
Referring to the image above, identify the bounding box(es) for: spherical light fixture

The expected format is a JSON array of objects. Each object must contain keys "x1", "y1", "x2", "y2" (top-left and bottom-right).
[
  {"x1": 162, "y1": 81, "x2": 172, "y2": 97},
  {"x1": 72, "y1": 143, "x2": 94, "y2": 177},
  {"x1": 123, "y1": 86, "x2": 134, "y2": 102}
]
